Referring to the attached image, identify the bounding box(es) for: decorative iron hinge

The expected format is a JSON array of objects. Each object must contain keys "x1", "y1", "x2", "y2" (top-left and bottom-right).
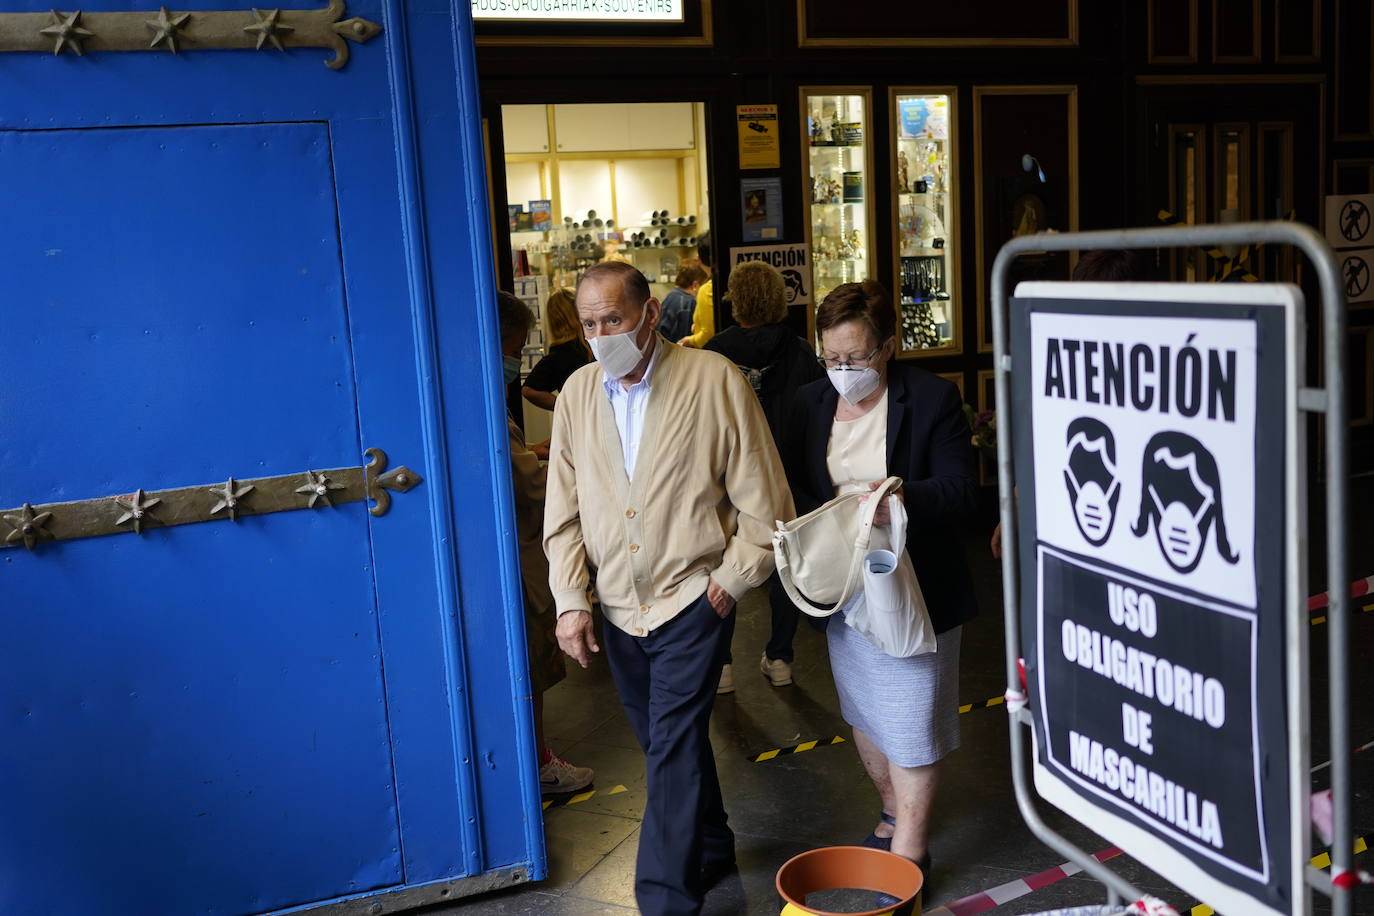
[
  {"x1": 1, "y1": 447, "x2": 421, "y2": 552},
  {"x1": 0, "y1": 2, "x2": 382, "y2": 70}
]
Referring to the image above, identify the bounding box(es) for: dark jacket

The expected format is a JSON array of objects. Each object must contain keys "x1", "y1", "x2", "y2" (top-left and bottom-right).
[
  {"x1": 782, "y1": 363, "x2": 979, "y2": 634},
  {"x1": 704, "y1": 323, "x2": 824, "y2": 449},
  {"x1": 659, "y1": 286, "x2": 697, "y2": 342}
]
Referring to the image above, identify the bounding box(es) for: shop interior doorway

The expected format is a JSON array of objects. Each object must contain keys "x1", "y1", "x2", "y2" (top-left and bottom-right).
[{"x1": 496, "y1": 101, "x2": 712, "y2": 443}]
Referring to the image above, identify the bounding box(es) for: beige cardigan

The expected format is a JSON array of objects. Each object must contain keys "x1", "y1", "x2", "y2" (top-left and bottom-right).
[{"x1": 543, "y1": 337, "x2": 794, "y2": 636}]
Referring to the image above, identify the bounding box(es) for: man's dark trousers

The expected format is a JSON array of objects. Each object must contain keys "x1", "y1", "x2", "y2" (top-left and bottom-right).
[{"x1": 602, "y1": 592, "x2": 735, "y2": 916}]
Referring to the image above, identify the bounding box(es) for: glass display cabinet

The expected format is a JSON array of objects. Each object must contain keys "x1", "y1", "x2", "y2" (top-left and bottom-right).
[
  {"x1": 891, "y1": 89, "x2": 958, "y2": 357},
  {"x1": 802, "y1": 88, "x2": 875, "y2": 329}
]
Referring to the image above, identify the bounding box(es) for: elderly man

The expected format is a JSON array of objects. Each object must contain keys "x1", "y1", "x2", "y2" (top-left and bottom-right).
[{"x1": 544, "y1": 260, "x2": 793, "y2": 915}]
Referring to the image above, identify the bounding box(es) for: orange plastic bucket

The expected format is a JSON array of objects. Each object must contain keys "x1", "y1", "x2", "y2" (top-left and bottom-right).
[{"x1": 775, "y1": 845, "x2": 924, "y2": 916}]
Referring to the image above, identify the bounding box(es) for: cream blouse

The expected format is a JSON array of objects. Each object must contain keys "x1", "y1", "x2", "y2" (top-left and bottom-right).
[{"x1": 826, "y1": 389, "x2": 889, "y2": 496}]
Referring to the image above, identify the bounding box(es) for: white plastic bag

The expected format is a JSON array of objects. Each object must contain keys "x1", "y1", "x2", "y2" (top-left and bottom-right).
[{"x1": 842, "y1": 495, "x2": 936, "y2": 658}]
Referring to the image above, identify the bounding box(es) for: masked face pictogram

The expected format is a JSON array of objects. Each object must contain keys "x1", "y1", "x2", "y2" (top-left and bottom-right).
[
  {"x1": 1062, "y1": 418, "x2": 1120, "y2": 547},
  {"x1": 1132, "y1": 432, "x2": 1239, "y2": 574}
]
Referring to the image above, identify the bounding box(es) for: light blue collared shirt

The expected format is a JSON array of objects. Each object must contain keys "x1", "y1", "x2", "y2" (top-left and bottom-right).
[{"x1": 602, "y1": 338, "x2": 661, "y2": 480}]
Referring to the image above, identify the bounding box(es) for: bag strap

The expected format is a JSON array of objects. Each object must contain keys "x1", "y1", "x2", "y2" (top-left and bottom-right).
[{"x1": 776, "y1": 476, "x2": 903, "y2": 617}]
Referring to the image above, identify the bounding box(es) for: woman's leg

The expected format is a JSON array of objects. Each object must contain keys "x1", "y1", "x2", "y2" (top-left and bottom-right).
[
  {"x1": 887, "y1": 760, "x2": 942, "y2": 862},
  {"x1": 851, "y1": 727, "x2": 897, "y2": 839}
]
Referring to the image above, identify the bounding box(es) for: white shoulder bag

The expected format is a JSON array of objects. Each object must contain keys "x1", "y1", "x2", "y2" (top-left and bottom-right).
[
  {"x1": 772, "y1": 476, "x2": 904, "y2": 617},
  {"x1": 844, "y1": 492, "x2": 936, "y2": 658}
]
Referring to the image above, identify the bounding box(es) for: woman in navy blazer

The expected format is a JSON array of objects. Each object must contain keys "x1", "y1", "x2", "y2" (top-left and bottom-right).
[{"x1": 781, "y1": 280, "x2": 978, "y2": 882}]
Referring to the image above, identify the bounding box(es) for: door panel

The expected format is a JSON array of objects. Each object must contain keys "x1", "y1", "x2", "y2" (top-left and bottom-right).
[
  {"x1": 0, "y1": 2, "x2": 544, "y2": 913},
  {"x1": 1, "y1": 122, "x2": 402, "y2": 914},
  {"x1": 1139, "y1": 81, "x2": 1322, "y2": 282}
]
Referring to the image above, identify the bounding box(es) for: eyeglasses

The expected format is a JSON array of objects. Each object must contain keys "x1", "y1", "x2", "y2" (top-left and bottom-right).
[{"x1": 817, "y1": 345, "x2": 883, "y2": 370}]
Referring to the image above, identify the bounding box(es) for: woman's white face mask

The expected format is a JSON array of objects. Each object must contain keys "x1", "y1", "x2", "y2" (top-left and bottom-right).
[
  {"x1": 1147, "y1": 448, "x2": 1217, "y2": 572},
  {"x1": 827, "y1": 366, "x2": 881, "y2": 405},
  {"x1": 821, "y1": 324, "x2": 889, "y2": 405}
]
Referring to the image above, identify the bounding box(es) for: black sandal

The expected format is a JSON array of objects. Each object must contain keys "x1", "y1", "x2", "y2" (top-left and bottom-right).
[{"x1": 859, "y1": 811, "x2": 897, "y2": 850}]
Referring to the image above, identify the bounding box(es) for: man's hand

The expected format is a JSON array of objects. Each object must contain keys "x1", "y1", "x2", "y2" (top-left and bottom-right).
[
  {"x1": 555, "y1": 610, "x2": 600, "y2": 668},
  {"x1": 531, "y1": 439, "x2": 551, "y2": 460},
  {"x1": 706, "y1": 578, "x2": 736, "y2": 618},
  {"x1": 990, "y1": 522, "x2": 1003, "y2": 559},
  {"x1": 677, "y1": 335, "x2": 696, "y2": 348}
]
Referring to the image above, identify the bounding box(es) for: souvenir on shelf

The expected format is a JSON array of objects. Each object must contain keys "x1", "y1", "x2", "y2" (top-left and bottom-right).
[
  {"x1": 804, "y1": 90, "x2": 871, "y2": 303},
  {"x1": 893, "y1": 91, "x2": 956, "y2": 355}
]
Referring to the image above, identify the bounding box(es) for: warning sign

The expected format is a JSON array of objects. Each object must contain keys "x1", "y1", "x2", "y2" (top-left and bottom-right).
[
  {"x1": 736, "y1": 104, "x2": 780, "y2": 170},
  {"x1": 729, "y1": 242, "x2": 812, "y2": 307},
  {"x1": 1341, "y1": 247, "x2": 1374, "y2": 304},
  {"x1": 1011, "y1": 281, "x2": 1300, "y2": 916},
  {"x1": 1324, "y1": 193, "x2": 1374, "y2": 250}
]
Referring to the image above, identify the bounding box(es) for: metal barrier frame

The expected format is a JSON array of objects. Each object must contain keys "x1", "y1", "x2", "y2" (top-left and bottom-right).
[{"x1": 991, "y1": 221, "x2": 1350, "y2": 915}]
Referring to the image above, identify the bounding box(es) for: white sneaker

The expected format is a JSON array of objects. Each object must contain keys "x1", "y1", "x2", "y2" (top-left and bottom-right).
[
  {"x1": 716, "y1": 663, "x2": 735, "y2": 694},
  {"x1": 759, "y1": 653, "x2": 793, "y2": 687},
  {"x1": 539, "y1": 756, "x2": 594, "y2": 796}
]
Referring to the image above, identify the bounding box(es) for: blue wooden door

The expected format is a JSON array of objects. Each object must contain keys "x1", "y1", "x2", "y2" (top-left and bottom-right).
[{"x1": 0, "y1": 4, "x2": 542, "y2": 914}]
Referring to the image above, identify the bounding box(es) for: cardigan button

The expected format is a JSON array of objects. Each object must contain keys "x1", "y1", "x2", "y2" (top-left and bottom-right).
[
  {"x1": 625, "y1": 508, "x2": 636, "y2": 519},
  {"x1": 639, "y1": 604, "x2": 649, "y2": 614},
  {"x1": 628, "y1": 543, "x2": 640, "y2": 553}
]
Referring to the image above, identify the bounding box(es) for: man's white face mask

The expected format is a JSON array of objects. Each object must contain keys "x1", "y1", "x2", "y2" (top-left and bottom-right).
[
  {"x1": 589, "y1": 305, "x2": 650, "y2": 380},
  {"x1": 1064, "y1": 432, "x2": 1119, "y2": 546}
]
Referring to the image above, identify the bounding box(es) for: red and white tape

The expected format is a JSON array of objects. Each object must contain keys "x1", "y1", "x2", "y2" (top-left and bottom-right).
[
  {"x1": 926, "y1": 846, "x2": 1123, "y2": 916},
  {"x1": 1307, "y1": 575, "x2": 1373, "y2": 612}
]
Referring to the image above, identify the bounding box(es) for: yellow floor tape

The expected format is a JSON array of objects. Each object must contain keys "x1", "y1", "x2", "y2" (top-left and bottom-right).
[
  {"x1": 1190, "y1": 835, "x2": 1368, "y2": 913},
  {"x1": 542, "y1": 784, "x2": 627, "y2": 811}
]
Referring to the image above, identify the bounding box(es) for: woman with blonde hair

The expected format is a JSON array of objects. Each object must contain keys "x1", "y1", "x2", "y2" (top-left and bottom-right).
[{"x1": 522, "y1": 287, "x2": 591, "y2": 412}]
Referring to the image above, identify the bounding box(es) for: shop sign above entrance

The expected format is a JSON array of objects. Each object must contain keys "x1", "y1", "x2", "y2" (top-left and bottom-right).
[
  {"x1": 729, "y1": 243, "x2": 813, "y2": 308},
  {"x1": 1010, "y1": 281, "x2": 1301, "y2": 916},
  {"x1": 471, "y1": 0, "x2": 683, "y2": 22}
]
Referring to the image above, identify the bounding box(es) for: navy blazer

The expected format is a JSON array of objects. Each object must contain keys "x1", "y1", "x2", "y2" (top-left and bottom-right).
[{"x1": 782, "y1": 364, "x2": 979, "y2": 634}]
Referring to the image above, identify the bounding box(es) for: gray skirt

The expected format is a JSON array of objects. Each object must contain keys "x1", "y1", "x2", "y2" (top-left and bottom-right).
[{"x1": 827, "y1": 620, "x2": 962, "y2": 768}]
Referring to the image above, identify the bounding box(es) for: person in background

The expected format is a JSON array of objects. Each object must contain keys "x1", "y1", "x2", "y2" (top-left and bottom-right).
[
  {"x1": 989, "y1": 249, "x2": 1152, "y2": 559},
  {"x1": 783, "y1": 280, "x2": 977, "y2": 885},
  {"x1": 704, "y1": 261, "x2": 824, "y2": 692},
  {"x1": 660, "y1": 261, "x2": 708, "y2": 342},
  {"x1": 545, "y1": 261, "x2": 793, "y2": 915},
  {"x1": 523, "y1": 288, "x2": 592, "y2": 415},
  {"x1": 677, "y1": 232, "x2": 715, "y2": 349},
  {"x1": 496, "y1": 291, "x2": 596, "y2": 797}
]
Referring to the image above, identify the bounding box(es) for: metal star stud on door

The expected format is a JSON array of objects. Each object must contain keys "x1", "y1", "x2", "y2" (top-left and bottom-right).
[
  {"x1": 114, "y1": 489, "x2": 161, "y2": 534},
  {"x1": 144, "y1": 6, "x2": 191, "y2": 52},
  {"x1": 39, "y1": 9, "x2": 95, "y2": 56},
  {"x1": 242, "y1": 7, "x2": 293, "y2": 51},
  {"x1": 3, "y1": 503, "x2": 55, "y2": 551},
  {"x1": 295, "y1": 470, "x2": 344, "y2": 508},
  {"x1": 209, "y1": 477, "x2": 255, "y2": 521}
]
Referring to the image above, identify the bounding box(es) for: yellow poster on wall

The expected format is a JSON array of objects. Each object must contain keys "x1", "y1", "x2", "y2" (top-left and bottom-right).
[{"x1": 736, "y1": 104, "x2": 781, "y2": 170}]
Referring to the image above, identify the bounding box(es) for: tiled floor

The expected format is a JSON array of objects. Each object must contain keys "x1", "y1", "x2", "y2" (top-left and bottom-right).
[{"x1": 415, "y1": 491, "x2": 1374, "y2": 916}]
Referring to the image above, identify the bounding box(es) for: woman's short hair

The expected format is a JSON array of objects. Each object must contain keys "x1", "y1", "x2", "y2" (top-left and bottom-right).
[
  {"x1": 544, "y1": 288, "x2": 580, "y2": 346},
  {"x1": 727, "y1": 261, "x2": 787, "y2": 326},
  {"x1": 814, "y1": 280, "x2": 897, "y2": 345},
  {"x1": 675, "y1": 263, "x2": 709, "y2": 290}
]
